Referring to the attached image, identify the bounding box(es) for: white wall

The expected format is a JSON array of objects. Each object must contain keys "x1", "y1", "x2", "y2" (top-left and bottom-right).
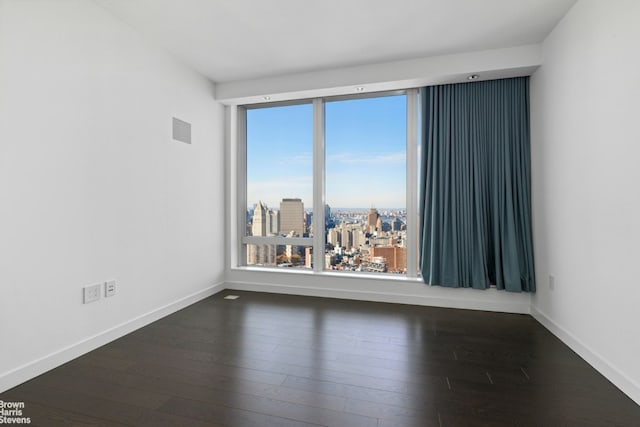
[
  {"x1": 0, "y1": 0, "x2": 225, "y2": 392},
  {"x1": 530, "y1": 0, "x2": 640, "y2": 404}
]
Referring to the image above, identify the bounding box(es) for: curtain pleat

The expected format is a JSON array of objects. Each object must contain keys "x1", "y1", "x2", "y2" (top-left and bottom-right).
[{"x1": 419, "y1": 77, "x2": 535, "y2": 292}]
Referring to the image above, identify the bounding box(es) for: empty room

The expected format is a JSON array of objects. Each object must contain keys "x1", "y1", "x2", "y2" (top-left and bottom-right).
[{"x1": 1, "y1": 0, "x2": 639, "y2": 425}]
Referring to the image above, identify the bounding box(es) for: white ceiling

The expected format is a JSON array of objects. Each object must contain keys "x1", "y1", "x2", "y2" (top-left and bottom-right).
[{"x1": 95, "y1": 0, "x2": 576, "y2": 83}]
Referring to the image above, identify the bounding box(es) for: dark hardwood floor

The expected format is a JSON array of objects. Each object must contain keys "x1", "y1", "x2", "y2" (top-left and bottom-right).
[{"x1": 2, "y1": 290, "x2": 639, "y2": 426}]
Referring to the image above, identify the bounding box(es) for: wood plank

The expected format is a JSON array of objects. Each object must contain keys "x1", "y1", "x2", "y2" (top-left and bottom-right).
[{"x1": 1, "y1": 289, "x2": 639, "y2": 426}]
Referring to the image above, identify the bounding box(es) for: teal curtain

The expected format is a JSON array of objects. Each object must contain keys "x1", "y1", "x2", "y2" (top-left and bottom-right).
[{"x1": 420, "y1": 77, "x2": 535, "y2": 292}]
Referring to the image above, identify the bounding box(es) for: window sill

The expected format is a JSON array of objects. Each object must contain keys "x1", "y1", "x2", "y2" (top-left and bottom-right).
[{"x1": 229, "y1": 265, "x2": 423, "y2": 283}]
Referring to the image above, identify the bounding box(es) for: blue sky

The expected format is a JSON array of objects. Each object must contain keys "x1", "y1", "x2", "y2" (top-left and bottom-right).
[{"x1": 246, "y1": 95, "x2": 406, "y2": 210}]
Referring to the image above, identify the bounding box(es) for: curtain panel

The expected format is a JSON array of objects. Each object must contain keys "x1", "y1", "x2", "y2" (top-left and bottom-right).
[{"x1": 419, "y1": 77, "x2": 535, "y2": 292}]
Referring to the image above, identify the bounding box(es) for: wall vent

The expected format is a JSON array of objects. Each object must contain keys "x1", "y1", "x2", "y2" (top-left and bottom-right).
[{"x1": 172, "y1": 117, "x2": 191, "y2": 144}]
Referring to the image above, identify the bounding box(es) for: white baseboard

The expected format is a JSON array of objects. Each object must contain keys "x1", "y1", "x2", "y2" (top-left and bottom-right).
[
  {"x1": 531, "y1": 306, "x2": 640, "y2": 406},
  {"x1": 224, "y1": 280, "x2": 531, "y2": 314},
  {"x1": 0, "y1": 282, "x2": 225, "y2": 394}
]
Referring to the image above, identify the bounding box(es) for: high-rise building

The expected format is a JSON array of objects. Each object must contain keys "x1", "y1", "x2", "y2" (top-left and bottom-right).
[
  {"x1": 247, "y1": 244, "x2": 275, "y2": 266},
  {"x1": 251, "y1": 201, "x2": 268, "y2": 236},
  {"x1": 268, "y1": 209, "x2": 279, "y2": 235},
  {"x1": 247, "y1": 201, "x2": 275, "y2": 265},
  {"x1": 367, "y1": 208, "x2": 379, "y2": 233},
  {"x1": 327, "y1": 228, "x2": 339, "y2": 247},
  {"x1": 340, "y1": 224, "x2": 353, "y2": 250},
  {"x1": 279, "y1": 198, "x2": 305, "y2": 237},
  {"x1": 352, "y1": 228, "x2": 366, "y2": 248},
  {"x1": 370, "y1": 246, "x2": 407, "y2": 273},
  {"x1": 304, "y1": 211, "x2": 312, "y2": 233}
]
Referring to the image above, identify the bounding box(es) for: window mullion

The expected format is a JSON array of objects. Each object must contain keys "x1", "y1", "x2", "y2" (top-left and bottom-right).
[
  {"x1": 406, "y1": 89, "x2": 418, "y2": 278},
  {"x1": 236, "y1": 106, "x2": 247, "y2": 267},
  {"x1": 312, "y1": 98, "x2": 325, "y2": 272}
]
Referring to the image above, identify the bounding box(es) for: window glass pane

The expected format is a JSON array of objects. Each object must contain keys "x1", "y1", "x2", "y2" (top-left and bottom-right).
[
  {"x1": 325, "y1": 95, "x2": 407, "y2": 274},
  {"x1": 245, "y1": 103, "x2": 313, "y2": 268}
]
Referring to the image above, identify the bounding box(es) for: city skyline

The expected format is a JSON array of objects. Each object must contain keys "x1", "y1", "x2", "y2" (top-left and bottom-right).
[{"x1": 246, "y1": 200, "x2": 408, "y2": 273}]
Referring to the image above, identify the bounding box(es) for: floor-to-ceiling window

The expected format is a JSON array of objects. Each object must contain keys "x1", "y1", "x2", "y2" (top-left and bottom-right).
[{"x1": 238, "y1": 90, "x2": 419, "y2": 278}]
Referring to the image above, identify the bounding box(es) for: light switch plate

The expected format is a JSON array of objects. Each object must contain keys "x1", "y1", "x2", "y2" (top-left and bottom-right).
[{"x1": 105, "y1": 280, "x2": 116, "y2": 297}]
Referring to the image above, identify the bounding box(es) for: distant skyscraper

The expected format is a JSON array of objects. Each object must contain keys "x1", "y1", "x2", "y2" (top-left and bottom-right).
[
  {"x1": 352, "y1": 228, "x2": 366, "y2": 248},
  {"x1": 279, "y1": 198, "x2": 305, "y2": 237},
  {"x1": 247, "y1": 201, "x2": 275, "y2": 265},
  {"x1": 251, "y1": 201, "x2": 268, "y2": 237},
  {"x1": 265, "y1": 209, "x2": 279, "y2": 235},
  {"x1": 340, "y1": 223, "x2": 353, "y2": 250},
  {"x1": 328, "y1": 228, "x2": 339, "y2": 247},
  {"x1": 367, "y1": 208, "x2": 379, "y2": 233},
  {"x1": 265, "y1": 211, "x2": 272, "y2": 236},
  {"x1": 304, "y1": 211, "x2": 312, "y2": 232}
]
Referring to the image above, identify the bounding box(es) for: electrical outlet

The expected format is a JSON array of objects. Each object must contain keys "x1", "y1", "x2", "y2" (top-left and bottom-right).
[
  {"x1": 105, "y1": 280, "x2": 116, "y2": 297},
  {"x1": 83, "y1": 283, "x2": 101, "y2": 304},
  {"x1": 549, "y1": 274, "x2": 556, "y2": 290}
]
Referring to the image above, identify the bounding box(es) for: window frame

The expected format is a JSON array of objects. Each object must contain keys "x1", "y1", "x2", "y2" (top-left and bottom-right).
[{"x1": 234, "y1": 89, "x2": 419, "y2": 278}]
